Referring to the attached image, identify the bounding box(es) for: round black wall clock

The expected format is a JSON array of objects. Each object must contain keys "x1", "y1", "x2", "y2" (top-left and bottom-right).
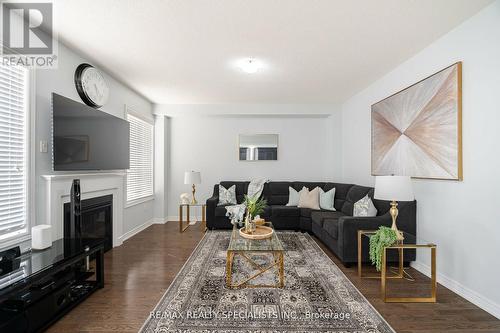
[{"x1": 74, "y1": 63, "x2": 110, "y2": 108}]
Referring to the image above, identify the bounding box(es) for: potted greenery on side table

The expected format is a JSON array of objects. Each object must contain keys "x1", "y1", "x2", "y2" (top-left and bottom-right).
[
  {"x1": 243, "y1": 195, "x2": 267, "y2": 233},
  {"x1": 358, "y1": 227, "x2": 438, "y2": 303},
  {"x1": 369, "y1": 226, "x2": 398, "y2": 271}
]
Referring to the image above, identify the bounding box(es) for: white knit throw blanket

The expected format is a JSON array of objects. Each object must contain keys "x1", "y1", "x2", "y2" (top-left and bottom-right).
[{"x1": 225, "y1": 179, "x2": 269, "y2": 225}]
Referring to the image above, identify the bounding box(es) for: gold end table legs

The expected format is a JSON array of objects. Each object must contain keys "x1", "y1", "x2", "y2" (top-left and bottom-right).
[
  {"x1": 179, "y1": 204, "x2": 206, "y2": 233},
  {"x1": 381, "y1": 244, "x2": 437, "y2": 303},
  {"x1": 358, "y1": 230, "x2": 404, "y2": 279},
  {"x1": 358, "y1": 230, "x2": 437, "y2": 303}
]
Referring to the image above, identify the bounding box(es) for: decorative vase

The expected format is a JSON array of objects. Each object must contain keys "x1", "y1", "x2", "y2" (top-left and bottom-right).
[
  {"x1": 244, "y1": 213, "x2": 255, "y2": 233},
  {"x1": 180, "y1": 193, "x2": 190, "y2": 205}
]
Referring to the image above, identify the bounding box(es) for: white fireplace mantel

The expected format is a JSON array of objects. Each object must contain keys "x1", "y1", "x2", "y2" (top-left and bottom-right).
[{"x1": 40, "y1": 172, "x2": 126, "y2": 248}]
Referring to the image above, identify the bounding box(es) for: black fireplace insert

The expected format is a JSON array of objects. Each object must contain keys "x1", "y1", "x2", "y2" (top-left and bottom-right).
[{"x1": 64, "y1": 195, "x2": 113, "y2": 252}]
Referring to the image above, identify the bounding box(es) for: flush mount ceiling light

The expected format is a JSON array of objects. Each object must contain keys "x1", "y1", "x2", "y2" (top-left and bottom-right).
[{"x1": 237, "y1": 58, "x2": 263, "y2": 74}]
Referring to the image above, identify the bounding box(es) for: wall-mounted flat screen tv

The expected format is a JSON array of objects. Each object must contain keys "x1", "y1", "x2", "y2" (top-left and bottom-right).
[{"x1": 52, "y1": 93, "x2": 130, "y2": 171}]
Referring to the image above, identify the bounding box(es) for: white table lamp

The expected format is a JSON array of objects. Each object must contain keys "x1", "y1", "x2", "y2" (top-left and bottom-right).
[
  {"x1": 374, "y1": 176, "x2": 414, "y2": 240},
  {"x1": 184, "y1": 171, "x2": 201, "y2": 204}
]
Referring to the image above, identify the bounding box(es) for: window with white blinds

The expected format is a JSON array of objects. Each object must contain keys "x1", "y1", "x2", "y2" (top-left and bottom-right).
[
  {"x1": 126, "y1": 113, "x2": 154, "y2": 203},
  {"x1": 0, "y1": 64, "x2": 29, "y2": 241}
]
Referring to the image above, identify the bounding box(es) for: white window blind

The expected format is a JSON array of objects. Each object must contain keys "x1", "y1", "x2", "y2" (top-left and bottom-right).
[
  {"x1": 126, "y1": 113, "x2": 153, "y2": 203},
  {"x1": 0, "y1": 64, "x2": 29, "y2": 241}
]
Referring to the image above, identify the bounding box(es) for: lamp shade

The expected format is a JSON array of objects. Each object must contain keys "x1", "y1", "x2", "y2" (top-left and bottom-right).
[
  {"x1": 374, "y1": 176, "x2": 414, "y2": 201},
  {"x1": 184, "y1": 171, "x2": 201, "y2": 185}
]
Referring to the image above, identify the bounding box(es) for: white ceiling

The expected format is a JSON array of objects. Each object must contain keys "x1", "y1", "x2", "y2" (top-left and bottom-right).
[{"x1": 52, "y1": 0, "x2": 492, "y2": 104}]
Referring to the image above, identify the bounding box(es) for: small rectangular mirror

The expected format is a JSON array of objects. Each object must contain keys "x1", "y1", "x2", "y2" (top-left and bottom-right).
[{"x1": 239, "y1": 134, "x2": 278, "y2": 161}]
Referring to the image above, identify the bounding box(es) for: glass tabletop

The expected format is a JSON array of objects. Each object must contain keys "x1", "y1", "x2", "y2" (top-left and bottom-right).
[
  {"x1": 179, "y1": 203, "x2": 205, "y2": 207},
  {"x1": 228, "y1": 222, "x2": 284, "y2": 252},
  {"x1": 360, "y1": 230, "x2": 419, "y2": 245}
]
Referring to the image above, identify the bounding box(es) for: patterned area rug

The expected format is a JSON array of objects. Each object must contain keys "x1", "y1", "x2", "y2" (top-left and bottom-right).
[{"x1": 141, "y1": 231, "x2": 394, "y2": 333}]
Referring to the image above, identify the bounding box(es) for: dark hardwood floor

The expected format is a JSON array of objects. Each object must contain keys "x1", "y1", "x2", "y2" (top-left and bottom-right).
[{"x1": 47, "y1": 222, "x2": 500, "y2": 333}]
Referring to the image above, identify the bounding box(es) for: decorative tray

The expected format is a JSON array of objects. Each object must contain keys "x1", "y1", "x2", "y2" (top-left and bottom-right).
[{"x1": 239, "y1": 225, "x2": 274, "y2": 240}]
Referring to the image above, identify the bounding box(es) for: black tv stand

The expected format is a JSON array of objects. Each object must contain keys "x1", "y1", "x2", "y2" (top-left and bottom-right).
[{"x1": 0, "y1": 238, "x2": 104, "y2": 333}]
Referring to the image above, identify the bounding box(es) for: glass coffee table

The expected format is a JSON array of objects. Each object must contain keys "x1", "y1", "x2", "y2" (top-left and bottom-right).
[{"x1": 226, "y1": 222, "x2": 284, "y2": 289}]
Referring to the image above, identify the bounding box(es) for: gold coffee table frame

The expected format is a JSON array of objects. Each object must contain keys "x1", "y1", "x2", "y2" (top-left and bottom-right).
[
  {"x1": 226, "y1": 250, "x2": 284, "y2": 289},
  {"x1": 358, "y1": 230, "x2": 437, "y2": 303},
  {"x1": 179, "y1": 203, "x2": 206, "y2": 233},
  {"x1": 226, "y1": 222, "x2": 284, "y2": 289}
]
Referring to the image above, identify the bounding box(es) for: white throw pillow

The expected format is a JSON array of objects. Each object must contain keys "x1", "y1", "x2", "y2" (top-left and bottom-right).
[
  {"x1": 218, "y1": 185, "x2": 237, "y2": 206},
  {"x1": 286, "y1": 186, "x2": 306, "y2": 206},
  {"x1": 319, "y1": 188, "x2": 336, "y2": 211},
  {"x1": 298, "y1": 187, "x2": 320, "y2": 210},
  {"x1": 353, "y1": 194, "x2": 377, "y2": 217}
]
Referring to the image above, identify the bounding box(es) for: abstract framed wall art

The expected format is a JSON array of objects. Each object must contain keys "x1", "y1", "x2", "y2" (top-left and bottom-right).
[{"x1": 371, "y1": 62, "x2": 462, "y2": 180}]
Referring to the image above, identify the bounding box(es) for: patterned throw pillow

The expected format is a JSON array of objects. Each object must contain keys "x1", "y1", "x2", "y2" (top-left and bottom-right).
[
  {"x1": 218, "y1": 185, "x2": 237, "y2": 206},
  {"x1": 353, "y1": 194, "x2": 377, "y2": 217}
]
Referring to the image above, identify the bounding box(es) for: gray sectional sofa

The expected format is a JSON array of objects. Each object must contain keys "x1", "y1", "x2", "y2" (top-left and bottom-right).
[{"x1": 206, "y1": 181, "x2": 417, "y2": 266}]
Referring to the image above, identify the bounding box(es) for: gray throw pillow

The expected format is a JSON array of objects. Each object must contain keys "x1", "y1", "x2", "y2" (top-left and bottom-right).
[
  {"x1": 286, "y1": 186, "x2": 306, "y2": 206},
  {"x1": 218, "y1": 185, "x2": 237, "y2": 206},
  {"x1": 353, "y1": 194, "x2": 377, "y2": 217},
  {"x1": 319, "y1": 188, "x2": 336, "y2": 211}
]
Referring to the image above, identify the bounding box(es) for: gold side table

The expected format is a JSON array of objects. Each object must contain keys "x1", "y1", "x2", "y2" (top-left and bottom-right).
[
  {"x1": 179, "y1": 203, "x2": 206, "y2": 233},
  {"x1": 358, "y1": 230, "x2": 437, "y2": 303},
  {"x1": 358, "y1": 230, "x2": 404, "y2": 279}
]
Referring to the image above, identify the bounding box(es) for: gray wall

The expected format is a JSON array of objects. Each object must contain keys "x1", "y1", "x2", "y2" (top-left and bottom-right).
[
  {"x1": 340, "y1": 1, "x2": 500, "y2": 319},
  {"x1": 154, "y1": 104, "x2": 342, "y2": 220},
  {"x1": 153, "y1": 116, "x2": 169, "y2": 221},
  {"x1": 35, "y1": 41, "x2": 155, "y2": 235}
]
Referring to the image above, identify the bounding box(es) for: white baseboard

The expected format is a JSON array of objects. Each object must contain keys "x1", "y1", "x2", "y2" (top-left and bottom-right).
[
  {"x1": 119, "y1": 218, "x2": 154, "y2": 243},
  {"x1": 168, "y1": 215, "x2": 200, "y2": 221},
  {"x1": 152, "y1": 217, "x2": 168, "y2": 224},
  {"x1": 167, "y1": 216, "x2": 201, "y2": 226},
  {"x1": 411, "y1": 260, "x2": 500, "y2": 319}
]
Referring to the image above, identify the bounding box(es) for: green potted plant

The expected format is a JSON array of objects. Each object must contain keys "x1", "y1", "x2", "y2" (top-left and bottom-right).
[
  {"x1": 243, "y1": 195, "x2": 267, "y2": 233},
  {"x1": 369, "y1": 226, "x2": 398, "y2": 271}
]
